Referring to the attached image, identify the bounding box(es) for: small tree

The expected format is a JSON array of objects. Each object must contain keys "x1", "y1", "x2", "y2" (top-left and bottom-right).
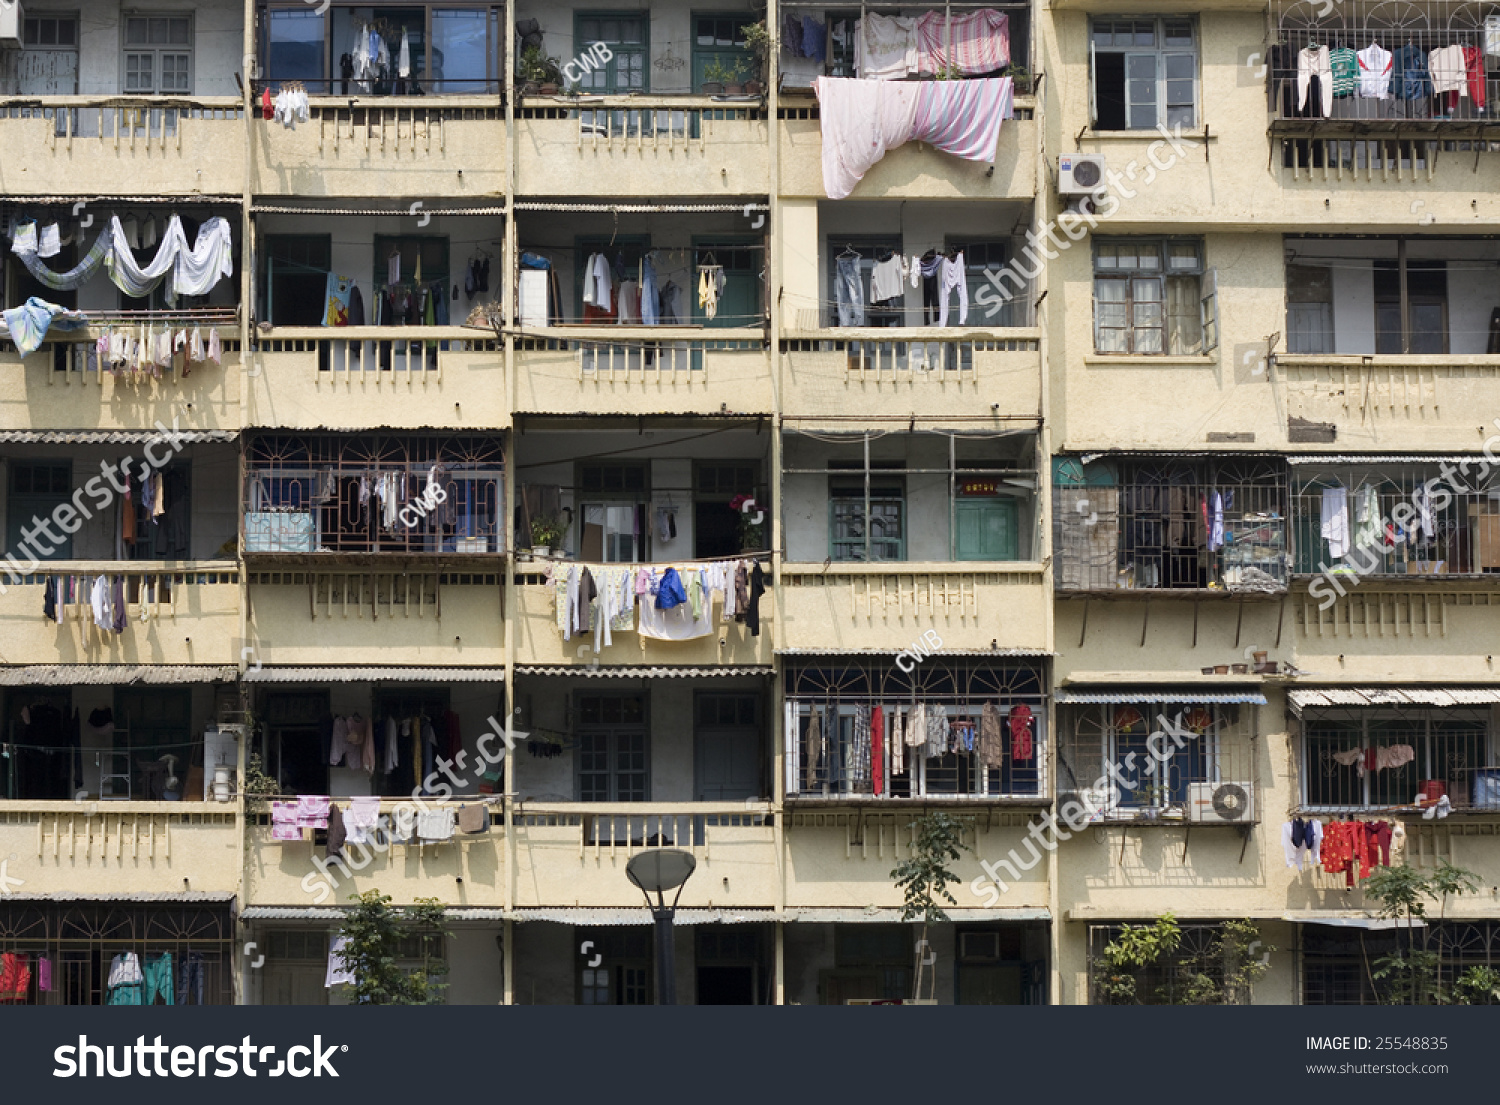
[
  {"x1": 1452, "y1": 965, "x2": 1500, "y2": 1005},
  {"x1": 337, "y1": 890, "x2": 451, "y2": 1005},
  {"x1": 1094, "y1": 914, "x2": 1271, "y2": 1005},
  {"x1": 890, "y1": 812, "x2": 973, "y2": 1002},
  {"x1": 1364, "y1": 861, "x2": 1480, "y2": 1005}
]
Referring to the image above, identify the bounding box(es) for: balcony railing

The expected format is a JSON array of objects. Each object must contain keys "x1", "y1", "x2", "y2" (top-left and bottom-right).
[
  {"x1": 253, "y1": 329, "x2": 497, "y2": 374},
  {"x1": 785, "y1": 700, "x2": 1045, "y2": 801},
  {"x1": 0, "y1": 95, "x2": 243, "y2": 145},
  {"x1": 243, "y1": 435, "x2": 505, "y2": 556},
  {"x1": 1053, "y1": 466, "x2": 1289, "y2": 593},
  {"x1": 515, "y1": 334, "x2": 762, "y2": 376},
  {"x1": 516, "y1": 802, "x2": 774, "y2": 860},
  {"x1": 1059, "y1": 702, "x2": 1260, "y2": 825},
  {"x1": 520, "y1": 98, "x2": 764, "y2": 151},
  {"x1": 1300, "y1": 708, "x2": 1498, "y2": 813},
  {"x1": 1292, "y1": 464, "x2": 1500, "y2": 576}
]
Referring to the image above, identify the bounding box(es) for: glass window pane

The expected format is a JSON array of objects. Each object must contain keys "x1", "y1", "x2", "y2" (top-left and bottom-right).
[
  {"x1": 431, "y1": 10, "x2": 489, "y2": 92},
  {"x1": 1167, "y1": 242, "x2": 1199, "y2": 270},
  {"x1": 1163, "y1": 20, "x2": 1194, "y2": 46},
  {"x1": 1166, "y1": 103, "x2": 1193, "y2": 128},
  {"x1": 1165, "y1": 53, "x2": 1195, "y2": 80},
  {"x1": 127, "y1": 19, "x2": 147, "y2": 44},
  {"x1": 1133, "y1": 22, "x2": 1156, "y2": 46},
  {"x1": 169, "y1": 18, "x2": 189, "y2": 44},
  {"x1": 268, "y1": 9, "x2": 325, "y2": 84},
  {"x1": 150, "y1": 18, "x2": 169, "y2": 44}
]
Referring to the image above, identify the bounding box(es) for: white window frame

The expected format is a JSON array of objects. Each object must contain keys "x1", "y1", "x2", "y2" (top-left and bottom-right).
[
  {"x1": 122, "y1": 12, "x2": 193, "y2": 95},
  {"x1": 1093, "y1": 237, "x2": 1215, "y2": 355},
  {"x1": 1089, "y1": 15, "x2": 1198, "y2": 131}
]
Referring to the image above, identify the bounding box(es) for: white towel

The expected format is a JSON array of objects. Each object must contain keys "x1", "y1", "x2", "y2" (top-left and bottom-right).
[{"x1": 1321, "y1": 487, "x2": 1350, "y2": 559}]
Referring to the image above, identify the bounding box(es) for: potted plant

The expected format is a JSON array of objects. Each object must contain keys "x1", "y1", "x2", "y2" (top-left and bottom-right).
[
  {"x1": 729, "y1": 494, "x2": 765, "y2": 551},
  {"x1": 1004, "y1": 63, "x2": 1033, "y2": 96},
  {"x1": 530, "y1": 514, "x2": 565, "y2": 557},
  {"x1": 702, "y1": 57, "x2": 742, "y2": 95},
  {"x1": 518, "y1": 44, "x2": 562, "y2": 95},
  {"x1": 740, "y1": 20, "x2": 771, "y2": 95}
]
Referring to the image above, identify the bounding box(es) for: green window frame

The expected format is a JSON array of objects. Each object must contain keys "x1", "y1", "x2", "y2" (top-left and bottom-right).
[
  {"x1": 573, "y1": 11, "x2": 648, "y2": 92},
  {"x1": 829, "y1": 473, "x2": 905, "y2": 562}
]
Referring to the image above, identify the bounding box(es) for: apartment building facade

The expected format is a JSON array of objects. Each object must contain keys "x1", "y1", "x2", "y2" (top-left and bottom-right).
[{"x1": 0, "y1": 0, "x2": 1496, "y2": 1007}]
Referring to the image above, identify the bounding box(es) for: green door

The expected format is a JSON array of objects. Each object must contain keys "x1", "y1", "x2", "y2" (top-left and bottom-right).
[
  {"x1": 691, "y1": 12, "x2": 753, "y2": 89},
  {"x1": 955, "y1": 498, "x2": 1019, "y2": 561},
  {"x1": 693, "y1": 240, "x2": 760, "y2": 330}
]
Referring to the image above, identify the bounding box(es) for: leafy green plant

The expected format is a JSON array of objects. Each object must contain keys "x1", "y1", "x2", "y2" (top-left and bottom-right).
[
  {"x1": 703, "y1": 57, "x2": 744, "y2": 86},
  {"x1": 1364, "y1": 861, "x2": 1481, "y2": 1005},
  {"x1": 337, "y1": 890, "x2": 451, "y2": 1006},
  {"x1": 518, "y1": 44, "x2": 562, "y2": 87},
  {"x1": 242, "y1": 752, "x2": 279, "y2": 807},
  {"x1": 1004, "y1": 63, "x2": 1032, "y2": 94},
  {"x1": 1093, "y1": 913, "x2": 1271, "y2": 1005},
  {"x1": 1452, "y1": 965, "x2": 1500, "y2": 1005},
  {"x1": 740, "y1": 21, "x2": 771, "y2": 81},
  {"x1": 891, "y1": 812, "x2": 973, "y2": 1001},
  {"x1": 529, "y1": 514, "x2": 565, "y2": 548}
]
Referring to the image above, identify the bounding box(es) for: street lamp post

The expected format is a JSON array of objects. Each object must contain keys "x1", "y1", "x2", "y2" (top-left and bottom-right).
[{"x1": 625, "y1": 848, "x2": 697, "y2": 1006}]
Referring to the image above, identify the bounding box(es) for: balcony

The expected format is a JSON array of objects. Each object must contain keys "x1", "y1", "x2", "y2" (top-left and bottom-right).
[
  {"x1": 513, "y1": 802, "x2": 777, "y2": 909},
  {"x1": 513, "y1": 332, "x2": 772, "y2": 415},
  {"x1": 778, "y1": 332, "x2": 1041, "y2": 420},
  {"x1": 1294, "y1": 699, "x2": 1500, "y2": 816},
  {"x1": 245, "y1": 798, "x2": 505, "y2": 907},
  {"x1": 1053, "y1": 455, "x2": 1289, "y2": 595},
  {"x1": 0, "y1": 98, "x2": 245, "y2": 197},
  {"x1": 0, "y1": 564, "x2": 239, "y2": 665},
  {"x1": 0, "y1": 315, "x2": 241, "y2": 433},
  {"x1": 244, "y1": 329, "x2": 507, "y2": 431},
  {"x1": 250, "y1": 99, "x2": 506, "y2": 197},
  {"x1": 515, "y1": 100, "x2": 768, "y2": 195},
  {"x1": 1057, "y1": 696, "x2": 1262, "y2": 826}
]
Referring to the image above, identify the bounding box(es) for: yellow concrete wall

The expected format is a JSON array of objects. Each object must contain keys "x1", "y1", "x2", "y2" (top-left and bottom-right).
[
  {"x1": 778, "y1": 566, "x2": 1051, "y2": 653},
  {"x1": 0, "y1": 107, "x2": 244, "y2": 197},
  {"x1": 777, "y1": 109, "x2": 1037, "y2": 200},
  {"x1": 1054, "y1": 596, "x2": 1292, "y2": 682},
  {"x1": 244, "y1": 336, "x2": 509, "y2": 430},
  {"x1": 0, "y1": 570, "x2": 240, "y2": 665},
  {"x1": 779, "y1": 340, "x2": 1042, "y2": 419},
  {"x1": 0, "y1": 344, "x2": 241, "y2": 432},
  {"x1": 245, "y1": 580, "x2": 504, "y2": 666},
  {"x1": 0, "y1": 803, "x2": 239, "y2": 895},
  {"x1": 245, "y1": 820, "x2": 504, "y2": 907},
  {"x1": 515, "y1": 337, "x2": 774, "y2": 415},
  {"x1": 513, "y1": 581, "x2": 773, "y2": 667},
  {"x1": 512, "y1": 805, "x2": 777, "y2": 909},
  {"x1": 1291, "y1": 585, "x2": 1500, "y2": 683},
  {"x1": 515, "y1": 109, "x2": 769, "y2": 196},
  {"x1": 785, "y1": 819, "x2": 1050, "y2": 910},
  {"x1": 251, "y1": 104, "x2": 506, "y2": 196}
]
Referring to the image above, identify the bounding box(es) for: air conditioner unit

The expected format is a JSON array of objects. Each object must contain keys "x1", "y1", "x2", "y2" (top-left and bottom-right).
[
  {"x1": 0, "y1": 1, "x2": 21, "y2": 47},
  {"x1": 1058, "y1": 153, "x2": 1106, "y2": 196},
  {"x1": 1187, "y1": 781, "x2": 1255, "y2": 823}
]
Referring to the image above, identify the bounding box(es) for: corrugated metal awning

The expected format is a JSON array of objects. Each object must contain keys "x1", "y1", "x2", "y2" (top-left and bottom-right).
[
  {"x1": 508, "y1": 908, "x2": 772, "y2": 925},
  {"x1": 4, "y1": 891, "x2": 235, "y2": 903},
  {"x1": 786, "y1": 907, "x2": 1050, "y2": 923},
  {"x1": 1287, "y1": 687, "x2": 1500, "y2": 713},
  {"x1": 776, "y1": 648, "x2": 1052, "y2": 658},
  {"x1": 1283, "y1": 913, "x2": 1426, "y2": 930},
  {"x1": 252, "y1": 204, "x2": 505, "y2": 216},
  {"x1": 513, "y1": 202, "x2": 768, "y2": 213},
  {"x1": 3, "y1": 195, "x2": 240, "y2": 206},
  {"x1": 0, "y1": 429, "x2": 236, "y2": 444},
  {"x1": 516, "y1": 666, "x2": 772, "y2": 678},
  {"x1": 1287, "y1": 455, "x2": 1483, "y2": 465},
  {"x1": 1056, "y1": 690, "x2": 1267, "y2": 705},
  {"x1": 0, "y1": 665, "x2": 237, "y2": 686},
  {"x1": 245, "y1": 667, "x2": 503, "y2": 684},
  {"x1": 241, "y1": 906, "x2": 504, "y2": 921}
]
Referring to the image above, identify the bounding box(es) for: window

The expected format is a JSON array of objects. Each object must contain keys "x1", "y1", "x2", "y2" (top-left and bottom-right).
[
  {"x1": 692, "y1": 11, "x2": 752, "y2": 90},
  {"x1": 1375, "y1": 260, "x2": 1448, "y2": 355},
  {"x1": 374, "y1": 235, "x2": 449, "y2": 301},
  {"x1": 265, "y1": 8, "x2": 325, "y2": 87},
  {"x1": 1286, "y1": 264, "x2": 1333, "y2": 354},
  {"x1": 577, "y1": 928, "x2": 651, "y2": 1004},
  {"x1": 821, "y1": 925, "x2": 912, "y2": 1004},
  {"x1": 575, "y1": 693, "x2": 647, "y2": 802},
  {"x1": 574, "y1": 12, "x2": 647, "y2": 93},
  {"x1": 1090, "y1": 17, "x2": 1196, "y2": 130},
  {"x1": 261, "y1": 235, "x2": 332, "y2": 327},
  {"x1": 694, "y1": 462, "x2": 760, "y2": 558},
  {"x1": 124, "y1": 15, "x2": 192, "y2": 94},
  {"x1": 1093, "y1": 238, "x2": 1216, "y2": 354},
  {"x1": 829, "y1": 472, "x2": 905, "y2": 561},
  {"x1": 1108, "y1": 704, "x2": 1216, "y2": 809},
  {"x1": 7, "y1": 462, "x2": 73, "y2": 561},
  {"x1": 576, "y1": 462, "x2": 649, "y2": 562},
  {"x1": 1302, "y1": 710, "x2": 1491, "y2": 811}
]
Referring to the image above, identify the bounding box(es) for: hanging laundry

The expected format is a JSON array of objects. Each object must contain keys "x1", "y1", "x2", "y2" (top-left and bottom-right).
[
  {"x1": 914, "y1": 9, "x2": 1010, "y2": 76},
  {"x1": 697, "y1": 265, "x2": 726, "y2": 320}
]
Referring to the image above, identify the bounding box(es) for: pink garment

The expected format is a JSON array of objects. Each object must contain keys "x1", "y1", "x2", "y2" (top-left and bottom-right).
[
  {"x1": 296, "y1": 795, "x2": 331, "y2": 829},
  {"x1": 816, "y1": 76, "x2": 1013, "y2": 199},
  {"x1": 271, "y1": 800, "x2": 302, "y2": 841},
  {"x1": 329, "y1": 716, "x2": 349, "y2": 766},
  {"x1": 916, "y1": 9, "x2": 1009, "y2": 76},
  {"x1": 37, "y1": 955, "x2": 51, "y2": 992}
]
